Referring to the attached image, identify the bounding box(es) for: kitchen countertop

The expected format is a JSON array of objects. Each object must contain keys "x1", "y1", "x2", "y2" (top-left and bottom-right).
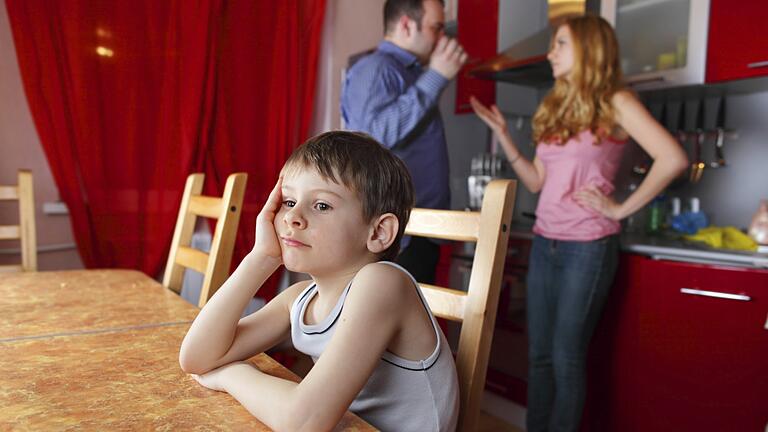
[{"x1": 505, "y1": 222, "x2": 768, "y2": 269}]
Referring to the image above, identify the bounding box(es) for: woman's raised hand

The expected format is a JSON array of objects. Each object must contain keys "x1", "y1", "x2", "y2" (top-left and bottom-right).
[
  {"x1": 470, "y1": 96, "x2": 509, "y2": 138},
  {"x1": 253, "y1": 178, "x2": 284, "y2": 264}
]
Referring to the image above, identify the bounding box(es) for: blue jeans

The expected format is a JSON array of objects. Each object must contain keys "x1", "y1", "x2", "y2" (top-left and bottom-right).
[{"x1": 525, "y1": 234, "x2": 619, "y2": 432}]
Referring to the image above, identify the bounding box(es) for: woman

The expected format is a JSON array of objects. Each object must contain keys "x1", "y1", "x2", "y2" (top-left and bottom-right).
[{"x1": 470, "y1": 14, "x2": 688, "y2": 432}]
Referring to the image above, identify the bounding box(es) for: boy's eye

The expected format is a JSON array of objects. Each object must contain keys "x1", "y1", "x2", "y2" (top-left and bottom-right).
[
  {"x1": 314, "y1": 202, "x2": 332, "y2": 211},
  {"x1": 282, "y1": 200, "x2": 296, "y2": 208}
]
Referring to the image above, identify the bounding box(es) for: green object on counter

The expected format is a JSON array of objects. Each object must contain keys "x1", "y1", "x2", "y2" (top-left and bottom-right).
[{"x1": 646, "y1": 195, "x2": 666, "y2": 234}]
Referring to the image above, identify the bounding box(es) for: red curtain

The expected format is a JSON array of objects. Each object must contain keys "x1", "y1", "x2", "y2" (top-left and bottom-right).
[
  {"x1": 6, "y1": 0, "x2": 326, "y2": 293},
  {"x1": 205, "y1": 2, "x2": 326, "y2": 298}
]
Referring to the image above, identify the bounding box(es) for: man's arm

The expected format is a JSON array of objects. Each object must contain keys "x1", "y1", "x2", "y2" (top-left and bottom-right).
[
  {"x1": 342, "y1": 37, "x2": 466, "y2": 148},
  {"x1": 344, "y1": 63, "x2": 448, "y2": 149}
]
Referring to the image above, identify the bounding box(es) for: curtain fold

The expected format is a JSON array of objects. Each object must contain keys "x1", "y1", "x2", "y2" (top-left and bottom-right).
[
  {"x1": 206, "y1": 1, "x2": 326, "y2": 298},
  {"x1": 6, "y1": 0, "x2": 326, "y2": 294}
]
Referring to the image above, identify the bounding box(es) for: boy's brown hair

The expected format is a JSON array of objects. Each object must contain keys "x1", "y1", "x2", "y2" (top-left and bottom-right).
[{"x1": 281, "y1": 131, "x2": 415, "y2": 261}]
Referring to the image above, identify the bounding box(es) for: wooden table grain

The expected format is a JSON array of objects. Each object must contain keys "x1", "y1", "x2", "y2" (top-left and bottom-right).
[
  {"x1": 0, "y1": 270, "x2": 375, "y2": 431},
  {"x1": 0, "y1": 270, "x2": 198, "y2": 340}
]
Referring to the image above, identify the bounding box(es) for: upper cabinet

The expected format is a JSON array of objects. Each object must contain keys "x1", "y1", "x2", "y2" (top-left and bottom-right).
[
  {"x1": 601, "y1": 0, "x2": 711, "y2": 90},
  {"x1": 706, "y1": 0, "x2": 768, "y2": 83}
]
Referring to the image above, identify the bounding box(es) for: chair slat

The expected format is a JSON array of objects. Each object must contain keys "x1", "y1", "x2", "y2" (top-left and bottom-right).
[
  {"x1": 175, "y1": 246, "x2": 209, "y2": 274},
  {"x1": 404, "y1": 179, "x2": 516, "y2": 432},
  {"x1": 0, "y1": 171, "x2": 37, "y2": 271},
  {"x1": 188, "y1": 195, "x2": 223, "y2": 219},
  {"x1": 419, "y1": 284, "x2": 467, "y2": 322},
  {"x1": 163, "y1": 173, "x2": 247, "y2": 306},
  {"x1": 0, "y1": 225, "x2": 20, "y2": 240},
  {"x1": 405, "y1": 209, "x2": 480, "y2": 242},
  {"x1": 0, "y1": 186, "x2": 18, "y2": 200}
]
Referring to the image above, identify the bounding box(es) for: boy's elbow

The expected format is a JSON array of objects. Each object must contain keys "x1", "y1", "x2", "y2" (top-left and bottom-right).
[
  {"x1": 178, "y1": 353, "x2": 198, "y2": 375},
  {"x1": 276, "y1": 400, "x2": 339, "y2": 432},
  {"x1": 178, "y1": 347, "x2": 208, "y2": 375}
]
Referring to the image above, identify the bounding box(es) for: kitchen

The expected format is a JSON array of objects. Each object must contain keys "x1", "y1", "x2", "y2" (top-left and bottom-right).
[
  {"x1": 1, "y1": 0, "x2": 767, "y2": 431},
  {"x1": 317, "y1": 1, "x2": 768, "y2": 430}
]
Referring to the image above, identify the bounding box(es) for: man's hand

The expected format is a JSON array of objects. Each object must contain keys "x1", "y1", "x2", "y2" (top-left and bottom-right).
[
  {"x1": 252, "y1": 178, "x2": 284, "y2": 265},
  {"x1": 429, "y1": 36, "x2": 468, "y2": 80}
]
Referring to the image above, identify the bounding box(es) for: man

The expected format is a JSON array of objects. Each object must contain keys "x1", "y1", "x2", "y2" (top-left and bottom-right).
[{"x1": 341, "y1": 0, "x2": 467, "y2": 284}]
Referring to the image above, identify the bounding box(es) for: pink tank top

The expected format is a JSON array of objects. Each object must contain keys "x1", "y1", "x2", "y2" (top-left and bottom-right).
[{"x1": 533, "y1": 130, "x2": 627, "y2": 241}]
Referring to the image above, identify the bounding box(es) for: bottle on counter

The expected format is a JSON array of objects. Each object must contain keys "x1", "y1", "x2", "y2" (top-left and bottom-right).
[
  {"x1": 623, "y1": 183, "x2": 640, "y2": 233},
  {"x1": 748, "y1": 199, "x2": 768, "y2": 245},
  {"x1": 671, "y1": 196, "x2": 709, "y2": 234},
  {"x1": 646, "y1": 194, "x2": 666, "y2": 235}
]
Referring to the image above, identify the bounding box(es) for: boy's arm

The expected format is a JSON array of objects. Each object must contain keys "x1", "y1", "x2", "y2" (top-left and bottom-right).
[
  {"x1": 179, "y1": 179, "x2": 294, "y2": 374},
  {"x1": 198, "y1": 263, "x2": 413, "y2": 432},
  {"x1": 178, "y1": 256, "x2": 306, "y2": 374}
]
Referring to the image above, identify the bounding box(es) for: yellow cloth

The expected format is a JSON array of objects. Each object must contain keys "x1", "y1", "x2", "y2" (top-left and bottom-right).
[{"x1": 684, "y1": 226, "x2": 758, "y2": 251}]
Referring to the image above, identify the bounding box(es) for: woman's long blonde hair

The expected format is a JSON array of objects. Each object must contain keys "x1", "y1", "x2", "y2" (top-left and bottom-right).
[{"x1": 532, "y1": 14, "x2": 624, "y2": 145}]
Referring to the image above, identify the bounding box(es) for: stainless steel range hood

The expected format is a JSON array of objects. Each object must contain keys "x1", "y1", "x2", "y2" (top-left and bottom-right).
[{"x1": 470, "y1": 0, "x2": 593, "y2": 87}]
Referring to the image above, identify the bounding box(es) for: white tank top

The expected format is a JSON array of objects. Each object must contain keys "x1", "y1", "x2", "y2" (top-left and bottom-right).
[{"x1": 289, "y1": 261, "x2": 459, "y2": 432}]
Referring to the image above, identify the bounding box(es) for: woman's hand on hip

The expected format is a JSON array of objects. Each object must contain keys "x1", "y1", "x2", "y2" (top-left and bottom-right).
[{"x1": 574, "y1": 185, "x2": 623, "y2": 220}]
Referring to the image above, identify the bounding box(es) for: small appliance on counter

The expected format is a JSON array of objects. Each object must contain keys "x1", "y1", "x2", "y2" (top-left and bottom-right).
[
  {"x1": 467, "y1": 152, "x2": 508, "y2": 210},
  {"x1": 748, "y1": 200, "x2": 768, "y2": 253}
]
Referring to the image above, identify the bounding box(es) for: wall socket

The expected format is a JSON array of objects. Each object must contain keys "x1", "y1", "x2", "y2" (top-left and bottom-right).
[{"x1": 42, "y1": 201, "x2": 69, "y2": 215}]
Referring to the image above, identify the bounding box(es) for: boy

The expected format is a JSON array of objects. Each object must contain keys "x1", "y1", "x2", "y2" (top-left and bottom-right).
[{"x1": 179, "y1": 131, "x2": 459, "y2": 432}]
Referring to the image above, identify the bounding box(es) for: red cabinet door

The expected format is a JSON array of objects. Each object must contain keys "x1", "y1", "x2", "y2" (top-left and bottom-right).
[
  {"x1": 707, "y1": 1, "x2": 768, "y2": 82},
  {"x1": 586, "y1": 254, "x2": 768, "y2": 431},
  {"x1": 455, "y1": 0, "x2": 497, "y2": 114}
]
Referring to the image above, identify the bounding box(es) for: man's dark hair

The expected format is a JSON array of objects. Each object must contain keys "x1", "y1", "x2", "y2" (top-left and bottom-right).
[
  {"x1": 383, "y1": 0, "x2": 444, "y2": 34},
  {"x1": 281, "y1": 131, "x2": 415, "y2": 262}
]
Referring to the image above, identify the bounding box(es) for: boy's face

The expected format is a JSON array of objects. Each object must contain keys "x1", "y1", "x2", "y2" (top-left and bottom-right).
[{"x1": 276, "y1": 168, "x2": 375, "y2": 276}]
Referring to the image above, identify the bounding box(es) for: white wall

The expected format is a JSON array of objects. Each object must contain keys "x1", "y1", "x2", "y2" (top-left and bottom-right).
[
  {"x1": 310, "y1": 0, "x2": 387, "y2": 134},
  {"x1": 0, "y1": 3, "x2": 83, "y2": 270}
]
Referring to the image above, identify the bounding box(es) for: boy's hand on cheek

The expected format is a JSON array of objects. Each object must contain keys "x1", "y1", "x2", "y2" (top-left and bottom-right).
[{"x1": 253, "y1": 178, "x2": 284, "y2": 265}]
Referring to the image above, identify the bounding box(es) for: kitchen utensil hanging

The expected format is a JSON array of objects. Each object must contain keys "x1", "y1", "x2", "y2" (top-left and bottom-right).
[
  {"x1": 710, "y1": 97, "x2": 727, "y2": 168},
  {"x1": 666, "y1": 100, "x2": 689, "y2": 189},
  {"x1": 689, "y1": 100, "x2": 706, "y2": 183}
]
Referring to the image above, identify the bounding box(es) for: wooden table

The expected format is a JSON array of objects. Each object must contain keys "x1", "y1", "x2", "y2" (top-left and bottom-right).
[{"x1": 0, "y1": 270, "x2": 375, "y2": 431}]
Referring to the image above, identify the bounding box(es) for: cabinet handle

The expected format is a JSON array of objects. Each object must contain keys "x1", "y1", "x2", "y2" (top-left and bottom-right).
[
  {"x1": 747, "y1": 60, "x2": 768, "y2": 69},
  {"x1": 680, "y1": 288, "x2": 751, "y2": 302}
]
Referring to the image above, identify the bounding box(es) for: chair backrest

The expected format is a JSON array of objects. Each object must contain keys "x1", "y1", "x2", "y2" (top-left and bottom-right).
[
  {"x1": 0, "y1": 170, "x2": 37, "y2": 272},
  {"x1": 163, "y1": 172, "x2": 247, "y2": 307},
  {"x1": 404, "y1": 179, "x2": 516, "y2": 432}
]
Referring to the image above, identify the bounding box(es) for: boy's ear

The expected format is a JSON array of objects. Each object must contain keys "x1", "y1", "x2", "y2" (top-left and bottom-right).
[{"x1": 367, "y1": 213, "x2": 399, "y2": 255}]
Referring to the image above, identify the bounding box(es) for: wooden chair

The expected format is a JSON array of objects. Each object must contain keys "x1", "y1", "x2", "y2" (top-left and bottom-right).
[
  {"x1": 404, "y1": 179, "x2": 516, "y2": 432},
  {"x1": 163, "y1": 173, "x2": 247, "y2": 307},
  {"x1": 0, "y1": 170, "x2": 37, "y2": 272}
]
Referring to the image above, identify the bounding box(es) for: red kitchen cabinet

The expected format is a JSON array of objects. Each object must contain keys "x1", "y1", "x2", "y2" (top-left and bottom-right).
[
  {"x1": 455, "y1": 0, "x2": 497, "y2": 114},
  {"x1": 584, "y1": 253, "x2": 768, "y2": 431},
  {"x1": 706, "y1": 1, "x2": 768, "y2": 82}
]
